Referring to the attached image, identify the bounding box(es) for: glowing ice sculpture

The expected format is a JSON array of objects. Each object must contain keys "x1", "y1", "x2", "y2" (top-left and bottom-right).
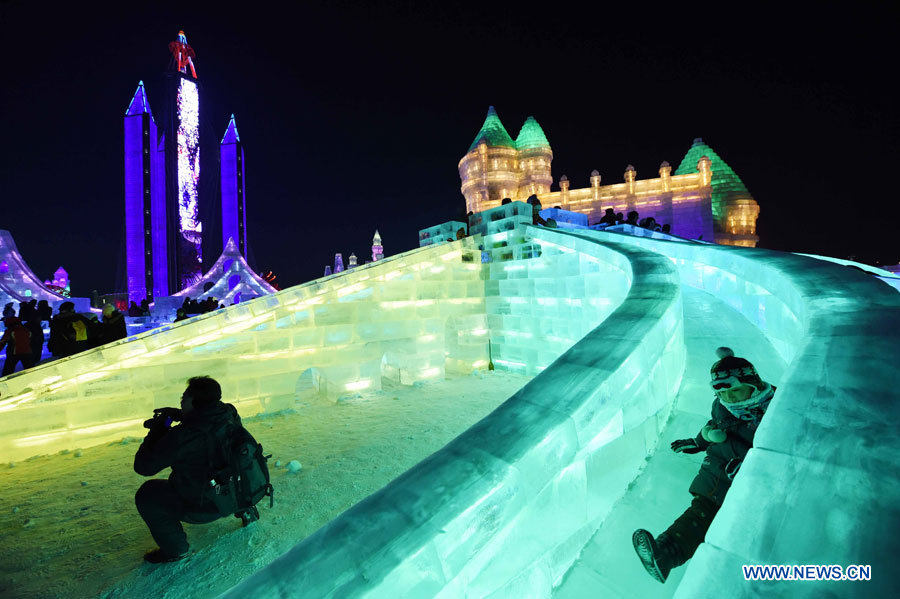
[
  {"x1": 154, "y1": 237, "x2": 275, "y2": 313},
  {"x1": 0, "y1": 229, "x2": 89, "y2": 311},
  {"x1": 219, "y1": 224, "x2": 686, "y2": 598},
  {"x1": 221, "y1": 223, "x2": 900, "y2": 598}
]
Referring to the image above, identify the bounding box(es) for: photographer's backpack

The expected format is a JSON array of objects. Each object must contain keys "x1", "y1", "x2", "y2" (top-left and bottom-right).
[{"x1": 206, "y1": 424, "x2": 274, "y2": 520}]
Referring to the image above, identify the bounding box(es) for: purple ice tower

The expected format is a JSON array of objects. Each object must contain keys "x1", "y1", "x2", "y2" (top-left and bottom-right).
[
  {"x1": 220, "y1": 114, "x2": 247, "y2": 257},
  {"x1": 124, "y1": 81, "x2": 169, "y2": 302}
]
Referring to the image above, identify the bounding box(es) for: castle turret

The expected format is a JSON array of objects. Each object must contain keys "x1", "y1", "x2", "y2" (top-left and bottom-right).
[
  {"x1": 515, "y1": 116, "x2": 553, "y2": 199},
  {"x1": 372, "y1": 230, "x2": 383, "y2": 262},
  {"x1": 458, "y1": 106, "x2": 519, "y2": 214},
  {"x1": 675, "y1": 138, "x2": 759, "y2": 247}
]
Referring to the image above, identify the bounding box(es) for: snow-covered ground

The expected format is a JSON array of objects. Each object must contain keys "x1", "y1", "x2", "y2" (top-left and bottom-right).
[{"x1": 0, "y1": 370, "x2": 532, "y2": 599}]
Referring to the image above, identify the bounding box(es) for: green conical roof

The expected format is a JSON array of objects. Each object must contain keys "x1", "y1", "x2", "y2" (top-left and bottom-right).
[
  {"x1": 515, "y1": 116, "x2": 551, "y2": 151},
  {"x1": 675, "y1": 138, "x2": 753, "y2": 223},
  {"x1": 467, "y1": 106, "x2": 516, "y2": 152}
]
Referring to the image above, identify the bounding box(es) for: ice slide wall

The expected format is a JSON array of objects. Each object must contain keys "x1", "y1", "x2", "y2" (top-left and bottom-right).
[
  {"x1": 223, "y1": 226, "x2": 900, "y2": 598},
  {"x1": 0, "y1": 232, "x2": 626, "y2": 461},
  {"x1": 221, "y1": 226, "x2": 687, "y2": 598},
  {"x1": 0, "y1": 241, "x2": 492, "y2": 460}
]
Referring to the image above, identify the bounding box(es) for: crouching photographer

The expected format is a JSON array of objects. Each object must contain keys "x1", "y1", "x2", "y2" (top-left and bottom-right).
[{"x1": 133, "y1": 376, "x2": 244, "y2": 563}]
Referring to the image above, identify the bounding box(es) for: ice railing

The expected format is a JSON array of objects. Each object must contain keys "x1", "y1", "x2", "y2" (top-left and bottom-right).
[
  {"x1": 582, "y1": 229, "x2": 900, "y2": 598},
  {"x1": 0, "y1": 240, "x2": 496, "y2": 462},
  {"x1": 220, "y1": 225, "x2": 685, "y2": 598}
]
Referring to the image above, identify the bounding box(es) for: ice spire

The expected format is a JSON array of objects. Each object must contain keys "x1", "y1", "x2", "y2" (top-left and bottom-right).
[
  {"x1": 372, "y1": 230, "x2": 384, "y2": 262},
  {"x1": 125, "y1": 81, "x2": 153, "y2": 117},
  {"x1": 467, "y1": 106, "x2": 515, "y2": 153},
  {"x1": 515, "y1": 116, "x2": 551, "y2": 150},
  {"x1": 221, "y1": 114, "x2": 241, "y2": 144}
]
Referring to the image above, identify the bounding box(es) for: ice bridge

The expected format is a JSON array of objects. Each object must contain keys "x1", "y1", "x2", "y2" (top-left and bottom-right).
[{"x1": 1, "y1": 218, "x2": 898, "y2": 597}]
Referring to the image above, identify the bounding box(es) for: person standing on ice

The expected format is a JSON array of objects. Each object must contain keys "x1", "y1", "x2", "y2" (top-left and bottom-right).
[
  {"x1": 632, "y1": 347, "x2": 776, "y2": 583},
  {"x1": 133, "y1": 376, "x2": 247, "y2": 563}
]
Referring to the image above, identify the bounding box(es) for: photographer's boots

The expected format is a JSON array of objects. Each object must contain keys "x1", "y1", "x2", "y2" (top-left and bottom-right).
[
  {"x1": 143, "y1": 548, "x2": 188, "y2": 564},
  {"x1": 236, "y1": 506, "x2": 259, "y2": 527},
  {"x1": 632, "y1": 529, "x2": 682, "y2": 583}
]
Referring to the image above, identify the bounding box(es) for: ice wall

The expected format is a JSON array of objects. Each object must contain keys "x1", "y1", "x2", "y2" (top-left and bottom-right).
[
  {"x1": 219, "y1": 226, "x2": 685, "y2": 598},
  {"x1": 0, "y1": 241, "x2": 490, "y2": 462},
  {"x1": 577, "y1": 229, "x2": 900, "y2": 597}
]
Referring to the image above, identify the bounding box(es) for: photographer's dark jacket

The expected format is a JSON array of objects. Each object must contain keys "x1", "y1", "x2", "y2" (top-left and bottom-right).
[
  {"x1": 688, "y1": 393, "x2": 772, "y2": 506},
  {"x1": 134, "y1": 402, "x2": 242, "y2": 509}
]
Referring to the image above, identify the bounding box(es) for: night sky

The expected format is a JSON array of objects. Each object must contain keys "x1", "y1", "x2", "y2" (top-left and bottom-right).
[{"x1": 2, "y1": 2, "x2": 898, "y2": 296}]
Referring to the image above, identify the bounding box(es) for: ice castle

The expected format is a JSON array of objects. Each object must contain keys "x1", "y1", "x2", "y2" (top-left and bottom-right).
[{"x1": 459, "y1": 107, "x2": 760, "y2": 247}]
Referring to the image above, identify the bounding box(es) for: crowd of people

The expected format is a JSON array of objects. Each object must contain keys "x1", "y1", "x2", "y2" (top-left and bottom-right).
[
  {"x1": 597, "y1": 208, "x2": 672, "y2": 234},
  {"x1": 1, "y1": 299, "x2": 126, "y2": 376},
  {"x1": 174, "y1": 296, "x2": 225, "y2": 322}
]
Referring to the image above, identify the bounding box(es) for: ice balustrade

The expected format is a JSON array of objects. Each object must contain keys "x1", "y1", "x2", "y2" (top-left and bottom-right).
[
  {"x1": 0, "y1": 240, "x2": 495, "y2": 462},
  {"x1": 575, "y1": 228, "x2": 900, "y2": 597},
  {"x1": 219, "y1": 225, "x2": 685, "y2": 598}
]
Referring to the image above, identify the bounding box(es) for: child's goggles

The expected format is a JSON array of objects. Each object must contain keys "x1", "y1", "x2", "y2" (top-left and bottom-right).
[{"x1": 710, "y1": 375, "x2": 744, "y2": 392}]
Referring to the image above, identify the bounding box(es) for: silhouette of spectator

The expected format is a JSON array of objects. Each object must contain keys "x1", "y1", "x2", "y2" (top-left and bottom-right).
[
  {"x1": 2, "y1": 303, "x2": 15, "y2": 318},
  {"x1": 174, "y1": 309, "x2": 189, "y2": 322},
  {"x1": 616, "y1": 212, "x2": 625, "y2": 225},
  {"x1": 48, "y1": 302, "x2": 93, "y2": 358},
  {"x1": 25, "y1": 315, "x2": 44, "y2": 367},
  {"x1": 626, "y1": 211, "x2": 640, "y2": 226},
  {"x1": 98, "y1": 304, "x2": 127, "y2": 346},
  {"x1": 599, "y1": 208, "x2": 617, "y2": 226},
  {"x1": 501, "y1": 198, "x2": 512, "y2": 205},
  {"x1": 662, "y1": 224, "x2": 671, "y2": 234},
  {"x1": 37, "y1": 300, "x2": 53, "y2": 323},
  {"x1": 128, "y1": 301, "x2": 143, "y2": 317},
  {"x1": 140, "y1": 299, "x2": 151, "y2": 316},
  {"x1": 526, "y1": 195, "x2": 557, "y2": 228},
  {"x1": 456, "y1": 228, "x2": 466, "y2": 240},
  {"x1": 2, "y1": 317, "x2": 33, "y2": 375},
  {"x1": 18, "y1": 299, "x2": 37, "y2": 322}
]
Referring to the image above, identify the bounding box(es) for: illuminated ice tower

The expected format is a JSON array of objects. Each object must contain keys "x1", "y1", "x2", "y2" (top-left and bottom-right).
[
  {"x1": 458, "y1": 107, "x2": 553, "y2": 214},
  {"x1": 372, "y1": 230, "x2": 383, "y2": 262},
  {"x1": 675, "y1": 138, "x2": 760, "y2": 247},
  {"x1": 163, "y1": 30, "x2": 203, "y2": 289},
  {"x1": 123, "y1": 81, "x2": 168, "y2": 302},
  {"x1": 220, "y1": 114, "x2": 247, "y2": 257}
]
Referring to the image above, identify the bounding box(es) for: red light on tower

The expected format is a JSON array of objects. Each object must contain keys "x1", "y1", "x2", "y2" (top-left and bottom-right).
[{"x1": 168, "y1": 30, "x2": 197, "y2": 78}]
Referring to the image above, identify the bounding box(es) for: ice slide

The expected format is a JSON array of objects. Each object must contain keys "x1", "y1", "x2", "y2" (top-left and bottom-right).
[
  {"x1": 2, "y1": 223, "x2": 898, "y2": 597},
  {"x1": 218, "y1": 226, "x2": 900, "y2": 598}
]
